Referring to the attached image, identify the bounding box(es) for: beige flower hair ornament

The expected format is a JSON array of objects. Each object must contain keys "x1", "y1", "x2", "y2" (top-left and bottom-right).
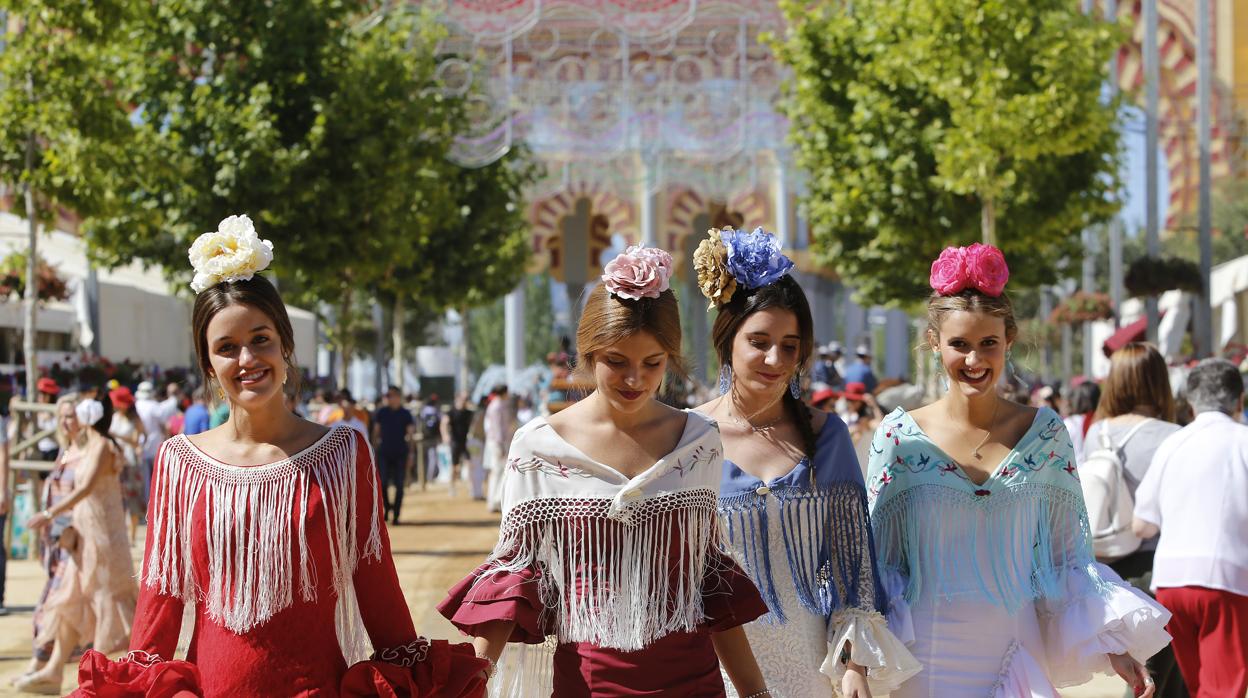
[
  {"x1": 188, "y1": 214, "x2": 275, "y2": 293},
  {"x1": 692, "y1": 227, "x2": 737, "y2": 309}
]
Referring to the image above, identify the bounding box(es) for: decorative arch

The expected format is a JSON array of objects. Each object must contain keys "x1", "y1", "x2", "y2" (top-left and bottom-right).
[
  {"x1": 529, "y1": 181, "x2": 637, "y2": 278},
  {"x1": 1115, "y1": 0, "x2": 1240, "y2": 228},
  {"x1": 662, "y1": 188, "x2": 769, "y2": 278}
]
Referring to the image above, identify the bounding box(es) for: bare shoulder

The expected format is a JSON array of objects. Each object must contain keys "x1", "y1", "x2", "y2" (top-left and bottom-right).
[
  {"x1": 906, "y1": 402, "x2": 938, "y2": 429},
  {"x1": 692, "y1": 396, "x2": 719, "y2": 417},
  {"x1": 545, "y1": 399, "x2": 586, "y2": 431}
]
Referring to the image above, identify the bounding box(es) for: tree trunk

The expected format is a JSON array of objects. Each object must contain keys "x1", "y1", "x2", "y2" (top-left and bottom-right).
[
  {"x1": 981, "y1": 195, "x2": 996, "y2": 247},
  {"x1": 458, "y1": 304, "x2": 471, "y2": 395},
  {"x1": 23, "y1": 131, "x2": 38, "y2": 399},
  {"x1": 335, "y1": 287, "x2": 353, "y2": 389},
  {"x1": 391, "y1": 296, "x2": 405, "y2": 390}
]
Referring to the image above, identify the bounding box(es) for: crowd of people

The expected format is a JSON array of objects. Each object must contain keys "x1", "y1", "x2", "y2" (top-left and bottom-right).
[{"x1": 0, "y1": 214, "x2": 1241, "y2": 698}]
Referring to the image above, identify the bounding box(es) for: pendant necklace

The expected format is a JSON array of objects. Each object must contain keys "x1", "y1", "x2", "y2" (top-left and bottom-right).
[
  {"x1": 727, "y1": 389, "x2": 785, "y2": 433},
  {"x1": 969, "y1": 397, "x2": 1001, "y2": 460}
]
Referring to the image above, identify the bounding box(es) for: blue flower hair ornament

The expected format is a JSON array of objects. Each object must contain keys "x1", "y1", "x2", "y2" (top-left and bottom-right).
[{"x1": 722, "y1": 227, "x2": 795, "y2": 290}]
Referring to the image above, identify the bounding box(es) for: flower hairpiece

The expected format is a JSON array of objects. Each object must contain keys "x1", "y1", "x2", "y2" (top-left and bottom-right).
[
  {"x1": 928, "y1": 243, "x2": 1010, "y2": 297},
  {"x1": 188, "y1": 215, "x2": 275, "y2": 293},
  {"x1": 693, "y1": 226, "x2": 794, "y2": 309},
  {"x1": 602, "y1": 244, "x2": 673, "y2": 300}
]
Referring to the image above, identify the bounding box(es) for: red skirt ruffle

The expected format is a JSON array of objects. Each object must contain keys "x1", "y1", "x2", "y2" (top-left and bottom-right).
[
  {"x1": 340, "y1": 639, "x2": 488, "y2": 698},
  {"x1": 701, "y1": 549, "x2": 769, "y2": 633},
  {"x1": 68, "y1": 649, "x2": 203, "y2": 698}
]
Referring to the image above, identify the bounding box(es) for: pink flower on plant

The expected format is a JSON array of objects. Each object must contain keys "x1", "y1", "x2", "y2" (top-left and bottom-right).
[
  {"x1": 602, "y1": 245, "x2": 673, "y2": 300},
  {"x1": 928, "y1": 247, "x2": 968, "y2": 295},
  {"x1": 964, "y1": 243, "x2": 1010, "y2": 297}
]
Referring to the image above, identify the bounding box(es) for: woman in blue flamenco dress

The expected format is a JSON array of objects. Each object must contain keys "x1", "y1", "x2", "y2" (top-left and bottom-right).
[
  {"x1": 694, "y1": 227, "x2": 919, "y2": 697},
  {"x1": 866, "y1": 244, "x2": 1171, "y2": 696}
]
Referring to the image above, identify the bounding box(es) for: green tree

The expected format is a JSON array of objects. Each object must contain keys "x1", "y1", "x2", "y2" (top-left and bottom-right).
[
  {"x1": 0, "y1": 2, "x2": 138, "y2": 394},
  {"x1": 85, "y1": 5, "x2": 535, "y2": 386},
  {"x1": 776, "y1": 0, "x2": 1123, "y2": 305}
]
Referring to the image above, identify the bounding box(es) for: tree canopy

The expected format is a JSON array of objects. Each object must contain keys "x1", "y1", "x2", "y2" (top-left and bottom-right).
[
  {"x1": 775, "y1": 0, "x2": 1124, "y2": 305},
  {"x1": 76, "y1": 3, "x2": 536, "y2": 375}
]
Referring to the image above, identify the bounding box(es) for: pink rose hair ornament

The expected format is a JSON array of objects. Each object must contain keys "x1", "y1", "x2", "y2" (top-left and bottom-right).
[
  {"x1": 601, "y1": 244, "x2": 674, "y2": 301},
  {"x1": 928, "y1": 243, "x2": 1010, "y2": 297}
]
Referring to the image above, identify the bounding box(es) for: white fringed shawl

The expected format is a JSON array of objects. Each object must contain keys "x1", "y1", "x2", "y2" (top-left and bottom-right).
[
  {"x1": 480, "y1": 411, "x2": 728, "y2": 652},
  {"x1": 143, "y1": 424, "x2": 381, "y2": 659}
]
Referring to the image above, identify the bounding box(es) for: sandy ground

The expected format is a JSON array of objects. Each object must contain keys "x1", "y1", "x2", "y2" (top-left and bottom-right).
[{"x1": 0, "y1": 485, "x2": 1128, "y2": 696}]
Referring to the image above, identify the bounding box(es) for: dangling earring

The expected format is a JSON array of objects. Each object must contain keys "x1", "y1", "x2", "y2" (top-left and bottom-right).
[
  {"x1": 933, "y1": 351, "x2": 948, "y2": 392},
  {"x1": 789, "y1": 373, "x2": 801, "y2": 399},
  {"x1": 1006, "y1": 349, "x2": 1017, "y2": 380},
  {"x1": 718, "y1": 365, "x2": 732, "y2": 395}
]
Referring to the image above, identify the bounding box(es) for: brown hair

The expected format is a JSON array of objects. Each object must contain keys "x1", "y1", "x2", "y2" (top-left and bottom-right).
[
  {"x1": 1095, "y1": 342, "x2": 1174, "y2": 422},
  {"x1": 926, "y1": 290, "x2": 1019, "y2": 345},
  {"x1": 191, "y1": 276, "x2": 300, "y2": 405},
  {"x1": 711, "y1": 275, "x2": 818, "y2": 459},
  {"x1": 574, "y1": 284, "x2": 687, "y2": 381}
]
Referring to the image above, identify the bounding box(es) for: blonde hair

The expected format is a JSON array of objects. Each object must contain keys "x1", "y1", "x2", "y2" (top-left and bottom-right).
[
  {"x1": 926, "y1": 290, "x2": 1019, "y2": 344},
  {"x1": 54, "y1": 395, "x2": 78, "y2": 449},
  {"x1": 1095, "y1": 342, "x2": 1175, "y2": 422},
  {"x1": 574, "y1": 284, "x2": 687, "y2": 380}
]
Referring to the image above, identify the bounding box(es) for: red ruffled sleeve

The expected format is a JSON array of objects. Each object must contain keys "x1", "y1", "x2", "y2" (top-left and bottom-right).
[
  {"x1": 68, "y1": 650, "x2": 203, "y2": 698},
  {"x1": 340, "y1": 638, "x2": 488, "y2": 698},
  {"x1": 437, "y1": 563, "x2": 549, "y2": 644},
  {"x1": 700, "y1": 549, "x2": 768, "y2": 633}
]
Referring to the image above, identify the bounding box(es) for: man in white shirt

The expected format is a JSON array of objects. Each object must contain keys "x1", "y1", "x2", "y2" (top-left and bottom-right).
[
  {"x1": 134, "y1": 380, "x2": 167, "y2": 505},
  {"x1": 1134, "y1": 358, "x2": 1248, "y2": 697}
]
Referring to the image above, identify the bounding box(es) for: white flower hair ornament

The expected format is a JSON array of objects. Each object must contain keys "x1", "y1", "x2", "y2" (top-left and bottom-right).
[
  {"x1": 601, "y1": 244, "x2": 673, "y2": 301},
  {"x1": 188, "y1": 214, "x2": 275, "y2": 293}
]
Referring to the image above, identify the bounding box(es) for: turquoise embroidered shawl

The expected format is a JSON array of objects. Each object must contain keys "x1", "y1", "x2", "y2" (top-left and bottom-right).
[{"x1": 866, "y1": 406, "x2": 1106, "y2": 610}]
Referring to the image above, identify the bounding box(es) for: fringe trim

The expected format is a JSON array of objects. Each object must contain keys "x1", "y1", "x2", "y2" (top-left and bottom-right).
[
  {"x1": 871, "y1": 482, "x2": 1107, "y2": 610},
  {"x1": 720, "y1": 483, "x2": 877, "y2": 623},
  {"x1": 145, "y1": 427, "x2": 382, "y2": 640},
  {"x1": 478, "y1": 489, "x2": 722, "y2": 651}
]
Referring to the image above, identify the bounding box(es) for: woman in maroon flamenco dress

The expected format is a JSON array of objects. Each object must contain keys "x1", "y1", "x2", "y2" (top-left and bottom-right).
[
  {"x1": 69, "y1": 216, "x2": 486, "y2": 698},
  {"x1": 440, "y1": 246, "x2": 773, "y2": 697}
]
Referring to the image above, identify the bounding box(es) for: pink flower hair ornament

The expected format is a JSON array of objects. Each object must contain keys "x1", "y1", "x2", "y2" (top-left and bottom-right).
[
  {"x1": 928, "y1": 243, "x2": 1010, "y2": 297},
  {"x1": 602, "y1": 244, "x2": 674, "y2": 300}
]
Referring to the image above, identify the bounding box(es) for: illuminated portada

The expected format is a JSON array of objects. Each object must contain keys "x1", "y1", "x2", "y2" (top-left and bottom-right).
[
  {"x1": 440, "y1": 412, "x2": 769, "y2": 697},
  {"x1": 867, "y1": 408, "x2": 1173, "y2": 696}
]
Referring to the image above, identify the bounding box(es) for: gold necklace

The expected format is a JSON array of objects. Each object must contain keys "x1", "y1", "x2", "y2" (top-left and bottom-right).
[
  {"x1": 726, "y1": 389, "x2": 786, "y2": 433},
  {"x1": 969, "y1": 397, "x2": 1001, "y2": 460}
]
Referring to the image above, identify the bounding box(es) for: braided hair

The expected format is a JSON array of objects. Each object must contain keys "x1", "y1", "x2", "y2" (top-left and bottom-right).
[{"x1": 711, "y1": 275, "x2": 818, "y2": 460}]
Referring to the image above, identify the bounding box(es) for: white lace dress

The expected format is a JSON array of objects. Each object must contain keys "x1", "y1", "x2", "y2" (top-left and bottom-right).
[{"x1": 720, "y1": 417, "x2": 919, "y2": 697}]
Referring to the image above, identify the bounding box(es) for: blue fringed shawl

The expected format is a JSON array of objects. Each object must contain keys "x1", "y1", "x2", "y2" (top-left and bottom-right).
[
  {"x1": 866, "y1": 406, "x2": 1109, "y2": 610},
  {"x1": 718, "y1": 416, "x2": 887, "y2": 624}
]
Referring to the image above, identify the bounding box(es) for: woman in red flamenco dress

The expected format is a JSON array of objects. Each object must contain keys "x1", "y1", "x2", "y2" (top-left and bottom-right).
[{"x1": 68, "y1": 215, "x2": 487, "y2": 698}]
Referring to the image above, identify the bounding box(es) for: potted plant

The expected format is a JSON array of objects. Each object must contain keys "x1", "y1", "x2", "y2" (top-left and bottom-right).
[
  {"x1": 1049, "y1": 291, "x2": 1115, "y2": 324},
  {"x1": 1124, "y1": 256, "x2": 1202, "y2": 298}
]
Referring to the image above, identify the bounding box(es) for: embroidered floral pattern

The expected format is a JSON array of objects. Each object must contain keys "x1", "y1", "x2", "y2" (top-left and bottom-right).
[
  {"x1": 672, "y1": 444, "x2": 721, "y2": 478},
  {"x1": 507, "y1": 456, "x2": 591, "y2": 479},
  {"x1": 124, "y1": 650, "x2": 166, "y2": 667},
  {"x1": 868, "y1": 416, "x2": 1078, "y2": 500},
  {"x1": 373, "y1": 638, "x2": 431, "y2": 667}
]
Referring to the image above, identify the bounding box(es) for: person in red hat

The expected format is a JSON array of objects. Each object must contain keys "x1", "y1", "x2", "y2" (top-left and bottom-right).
[
  {"x1": 35, "y1": 378, "x2": 61, "y2": 461},
  {"x1": 107, "y1": 386, "x2": 146, "y2": 544},
  {"x1": 810, "y1": 387, "x2": 840, "y2": 412}
]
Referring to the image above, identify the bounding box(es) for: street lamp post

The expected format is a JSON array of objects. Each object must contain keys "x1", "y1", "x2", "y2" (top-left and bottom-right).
[{"x1": 1195, "y1": 0, "x2": 1214, "y2": 358}]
